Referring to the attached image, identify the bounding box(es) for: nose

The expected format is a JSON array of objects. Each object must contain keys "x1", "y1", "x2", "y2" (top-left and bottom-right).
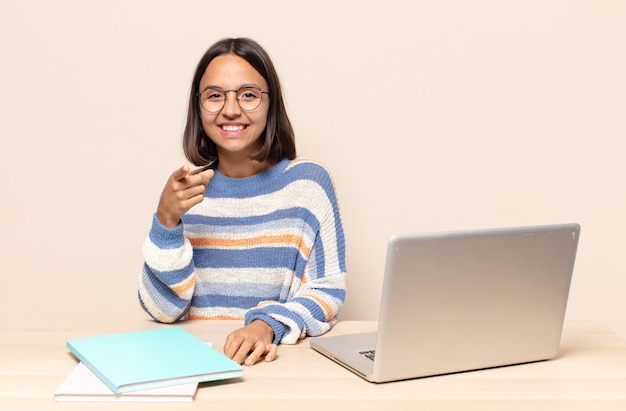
[{"x1": 221, "y1": 90, "x2": 241, "y2": 117}]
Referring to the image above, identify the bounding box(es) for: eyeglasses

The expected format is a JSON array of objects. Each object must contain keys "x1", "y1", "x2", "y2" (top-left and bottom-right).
[{"x1": 196, "y1": 85, "x2": 270, "y2": 113}]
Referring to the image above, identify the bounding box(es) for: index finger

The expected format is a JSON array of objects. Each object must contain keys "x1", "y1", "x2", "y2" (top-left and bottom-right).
[
  {"x1": 232, "y1": 340, "x2": 255, "y2": 365},
  {"x1": 171, "y1": 165, "x2": 190, "y2": 181}
]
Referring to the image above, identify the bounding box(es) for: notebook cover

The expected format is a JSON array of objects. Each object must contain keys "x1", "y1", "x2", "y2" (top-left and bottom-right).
[
  {"x1": 53, "y1": 362, "x2": 197, "y2": 402},
  {"x1": 66, "y1": 327, "x2": 243, "y2": 394}
]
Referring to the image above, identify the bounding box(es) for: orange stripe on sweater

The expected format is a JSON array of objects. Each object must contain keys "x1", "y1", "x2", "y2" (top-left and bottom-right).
[
  {"x1": 171, "y1": 275, "x2": 195, "y2": 294},
  {"x1": 190, "y1": 234, "x2": 311, "y2": 257},
  {"x1": 187, "y1": 314, "x2": 242, "y2": 320}
]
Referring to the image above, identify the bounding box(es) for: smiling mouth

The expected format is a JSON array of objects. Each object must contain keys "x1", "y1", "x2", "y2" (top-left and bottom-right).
[{"x1": 221, "y1": 125, "x2": 246, "y2": 132}]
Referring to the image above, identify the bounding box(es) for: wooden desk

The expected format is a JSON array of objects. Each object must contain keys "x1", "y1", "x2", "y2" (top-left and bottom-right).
[{"x1": 1, "y1": 320, "x2": 625, "y2": 410}]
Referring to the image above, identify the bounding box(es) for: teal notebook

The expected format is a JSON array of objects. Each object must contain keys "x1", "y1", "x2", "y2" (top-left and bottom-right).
[{"x1": 66, "y1": 327, "x2": 243, "y2": 394}]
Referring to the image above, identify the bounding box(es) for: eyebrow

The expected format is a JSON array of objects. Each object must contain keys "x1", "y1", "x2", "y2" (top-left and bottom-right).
[{"x1": 199, "y1": 84, "x2": 262, "y2": 93}]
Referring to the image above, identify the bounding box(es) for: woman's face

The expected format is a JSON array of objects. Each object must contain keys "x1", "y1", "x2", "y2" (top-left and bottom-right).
[{"x1": 198, "y1": 54, "x2": 270, "y2": 160}]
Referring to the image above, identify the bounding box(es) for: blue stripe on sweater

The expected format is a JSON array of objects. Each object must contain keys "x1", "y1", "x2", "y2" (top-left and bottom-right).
[
  {"x1": 149, "y1": 262, "x2": 195, "y2": 286},
  {"x1": 148, "y1": 214, "x2": 186, "y2": 250},
  {"x1": 184, "y1": 208, "x2": 319, "y2": 230},
  {"x1": 247, "y1": 303, "x2": 306, "y2": 332},
  {"x1": 202, "y1": 158, "x2": 335, "y2": 199},
  {"x1": 193, "y1": 293, "x2": 268, "y2": 308},
  {"x1": 193, "y1": 247, "x2": 309, "y2": 272},
  {"x1": 140, "y1": 264, "x2": 190, "y2": 311}
]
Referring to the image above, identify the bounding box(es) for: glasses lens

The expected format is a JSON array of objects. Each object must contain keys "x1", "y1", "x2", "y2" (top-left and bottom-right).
[
  {"x1": 237, "y1": 87, "x2": 263, "y2": 111},
  {"x1": 200, "y1": 89, "x2": 225, "y2": 113}
]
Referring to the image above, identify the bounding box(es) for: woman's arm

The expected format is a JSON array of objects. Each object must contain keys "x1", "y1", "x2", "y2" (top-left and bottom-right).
[
  {"x1": 138, "y1": 166, "x2": 214, "y2": 323},
  {"x1": 244, "y1": 161, "x2": 347, "y2": 344}
]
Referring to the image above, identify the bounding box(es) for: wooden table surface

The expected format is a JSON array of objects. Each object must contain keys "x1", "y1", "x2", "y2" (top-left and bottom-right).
[{"x1": 1, "y1": 319, "x2": 625, "y2": 410}]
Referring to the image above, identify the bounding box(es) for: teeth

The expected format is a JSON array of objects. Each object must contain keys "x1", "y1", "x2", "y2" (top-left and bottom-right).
[{"x1": 222, "y1": 125, "x2": 245, "y2": 132}]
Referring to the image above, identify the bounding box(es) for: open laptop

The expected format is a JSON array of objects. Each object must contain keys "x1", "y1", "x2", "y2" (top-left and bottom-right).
[{"x1": 310, "y1": 223, "x2": 580, "y2": 383}]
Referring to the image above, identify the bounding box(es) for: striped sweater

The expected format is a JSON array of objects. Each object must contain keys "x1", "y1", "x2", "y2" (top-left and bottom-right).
[{"x1": 139, "y1": 157, "x2": 346, "y2": 344}]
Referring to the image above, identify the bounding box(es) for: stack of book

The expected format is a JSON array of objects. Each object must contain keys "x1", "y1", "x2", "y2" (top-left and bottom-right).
[{"x1": 53, "y1": 327, "x2": 243, "y2": 402}]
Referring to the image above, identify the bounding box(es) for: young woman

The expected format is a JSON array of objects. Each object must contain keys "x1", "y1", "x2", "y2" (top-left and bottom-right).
[{"x1": 139, "y1": 38, "x2": 346, "y2": 366}]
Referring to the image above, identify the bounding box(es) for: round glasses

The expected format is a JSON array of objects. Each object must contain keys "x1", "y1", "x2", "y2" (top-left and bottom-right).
[{"x1": 197, "y1": 85, "x2": 270, "y2": 113}]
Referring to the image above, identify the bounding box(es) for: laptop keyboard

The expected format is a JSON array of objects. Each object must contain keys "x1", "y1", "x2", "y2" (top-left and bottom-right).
[{"x1": 359, "y1": 349, "x2": 376, "y2": 361}]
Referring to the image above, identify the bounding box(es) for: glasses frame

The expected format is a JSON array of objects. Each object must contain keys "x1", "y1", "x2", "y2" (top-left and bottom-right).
[{"x1": 196, "y1": 85, "x2": 270, "y2": 113}]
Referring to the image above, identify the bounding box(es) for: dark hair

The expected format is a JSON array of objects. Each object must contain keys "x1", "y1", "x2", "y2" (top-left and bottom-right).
[{"x1": 183, "y1": 37, "x2": 296, "y2": 165}]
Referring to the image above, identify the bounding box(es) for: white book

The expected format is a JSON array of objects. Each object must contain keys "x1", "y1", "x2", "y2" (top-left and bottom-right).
[{"x1": 53, "y1": 362, "x2": 198, "y2": 402}]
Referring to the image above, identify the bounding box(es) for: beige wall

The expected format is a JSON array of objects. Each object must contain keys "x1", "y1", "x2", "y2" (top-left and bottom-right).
[{"x1": 1, "y1": 1, "x2": 625, "y2": 338}]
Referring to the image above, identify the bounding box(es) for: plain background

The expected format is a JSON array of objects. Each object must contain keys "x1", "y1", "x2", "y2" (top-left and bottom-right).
[{"x1": 1, "y1": 0, "x2": 625, "y2": 339}]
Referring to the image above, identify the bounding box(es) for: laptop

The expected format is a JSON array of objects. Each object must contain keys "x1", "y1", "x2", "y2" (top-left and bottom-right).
[{"x1": 310, "y1": 223, "x2": 580, "y2": 383}]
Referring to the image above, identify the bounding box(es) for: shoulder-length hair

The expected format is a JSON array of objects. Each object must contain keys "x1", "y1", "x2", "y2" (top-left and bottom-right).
[{"x1": 183, "y1": 37, "x2": 296, "y2": 165}]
